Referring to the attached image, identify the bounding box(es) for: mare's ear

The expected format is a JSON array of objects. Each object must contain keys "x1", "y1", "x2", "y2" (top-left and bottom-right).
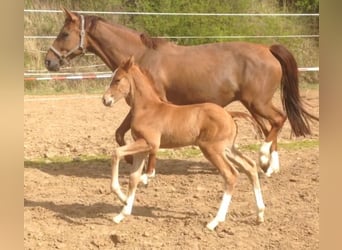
[
  {"x1": 62, "y1": 7, "x2": 77, "y2": 22},
  {"x1": 122, "y1": 56, "x2": 135, "y2": 72}
]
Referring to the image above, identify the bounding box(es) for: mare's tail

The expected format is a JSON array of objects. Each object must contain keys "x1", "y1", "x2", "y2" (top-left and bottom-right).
[
  {"x1": 269, "y1": 44, "x2": 318, "y2": 137},
  {"x1": 229, "y1": 111, "x2": 263, "y2": 139}
]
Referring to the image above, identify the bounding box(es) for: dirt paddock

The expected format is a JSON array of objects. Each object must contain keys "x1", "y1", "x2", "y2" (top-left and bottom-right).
[{"x1": 24, "y1": 88, "x2": 319, "y2": 249}]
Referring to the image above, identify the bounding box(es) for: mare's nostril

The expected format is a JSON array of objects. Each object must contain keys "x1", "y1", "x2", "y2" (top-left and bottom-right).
[{"x1": 45, "y1": 60, "x2": 50, "y2": 67}]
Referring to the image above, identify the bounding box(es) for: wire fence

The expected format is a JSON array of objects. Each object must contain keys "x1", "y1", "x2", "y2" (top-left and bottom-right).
[
  {"x1": 24, "y1": 9, "x2": 319, "y2": 81},
  {"x1": 24, "y1": 9, "x2": 319, "y2": 16}
]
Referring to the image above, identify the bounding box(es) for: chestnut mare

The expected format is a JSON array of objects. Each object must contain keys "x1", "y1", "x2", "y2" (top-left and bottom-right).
[
  {"x1": 45, "y1": 8, "x2": 318, "y2": 177},
  {"x1": 102, "y1": 56, "x2": 265, "y2": 230}
]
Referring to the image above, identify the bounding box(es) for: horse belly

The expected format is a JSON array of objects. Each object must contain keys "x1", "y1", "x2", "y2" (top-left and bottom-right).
[{"x1": 159, "y1": 127, "x2": 200, "y2": 148}]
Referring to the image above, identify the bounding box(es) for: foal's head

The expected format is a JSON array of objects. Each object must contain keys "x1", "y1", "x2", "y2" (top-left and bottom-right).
[{"x1": 102, "y1": 56, "x2": 135, "y2": 107}]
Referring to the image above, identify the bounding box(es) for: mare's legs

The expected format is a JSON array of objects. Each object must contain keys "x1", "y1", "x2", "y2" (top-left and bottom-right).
[
  {"x1": 145, "y1": 153, "x2": 156, "y2": 177},
  {"x1": 199, "y1": 144, "x2": 239, "y2": 230},
  {"x1": 244, "y1": 102, "x2": 286, "y2": 176}
]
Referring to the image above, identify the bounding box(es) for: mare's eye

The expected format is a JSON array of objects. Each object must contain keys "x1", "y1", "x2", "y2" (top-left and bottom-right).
[
  {"x1": 59, "y1": 32, "x2": 69, "y2": 39},
  {"x1": 112, "y1": 79, "x2": 120, "y2": 85}
]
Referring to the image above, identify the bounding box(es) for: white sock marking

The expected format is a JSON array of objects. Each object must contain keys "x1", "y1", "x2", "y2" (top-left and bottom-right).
[
  {"x1": 140, "y1": 174, "x2": 148, "y2": 185},
  {"x1": 113, "y1": 191, "x2": 136, "y2": 224},
  {"x1": 254, "y1": 188, "x2": 265, "y2": 222},
  {"x1": 265, "y1": 151, "x2": 280, "y2": 177},
  {"x1": 148, "y1": 169, "x2": 156, "y2": 178},
  {"x1": 259, "y1": 141, "x2": 272, "y2": 166},
  {"x1": 207, "y1": 193, "x2": 232, "y2": 230}
]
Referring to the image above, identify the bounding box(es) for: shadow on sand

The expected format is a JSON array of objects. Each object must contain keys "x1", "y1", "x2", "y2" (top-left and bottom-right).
[{"x1": 24, "y1": 157, "x2": 218, "y2": 179}]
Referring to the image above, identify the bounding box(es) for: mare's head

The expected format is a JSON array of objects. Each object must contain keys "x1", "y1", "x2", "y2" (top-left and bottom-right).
[
  {"x1": 102, "y1": 56, "x2": 135, "y2": 107},
  {"x1": 45, "y1": 7, "x2": 88, "y2": 71}
]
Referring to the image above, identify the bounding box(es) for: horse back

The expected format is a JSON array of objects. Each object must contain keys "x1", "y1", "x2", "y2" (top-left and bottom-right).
[{"x1": 139, "y1": 41, "x2": 281, "y2": 106}]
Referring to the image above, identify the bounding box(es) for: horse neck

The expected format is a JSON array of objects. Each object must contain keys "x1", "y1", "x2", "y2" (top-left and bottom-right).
[
  {"x1": 129, "y1": 68, "x2": 164, "y2": 110},
  {"x1": 86, "y1": 20, "x2": 146, "y2": 70}
]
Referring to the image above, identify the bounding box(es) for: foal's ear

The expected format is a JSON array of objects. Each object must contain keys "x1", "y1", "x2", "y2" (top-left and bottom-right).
[
  {"x1": 122, "y1": 56, "x2": 135, "y2": 71},
  {"x1": 62, "y1": 7, "x2": 77, "y2": 22}
]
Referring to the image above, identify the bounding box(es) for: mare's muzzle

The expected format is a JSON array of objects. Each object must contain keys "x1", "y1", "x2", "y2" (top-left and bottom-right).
[{"x1": 45, "y1": 57, "x2": 62, "y2": 72}]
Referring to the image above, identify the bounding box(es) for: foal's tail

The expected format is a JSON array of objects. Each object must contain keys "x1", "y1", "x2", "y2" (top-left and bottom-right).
[
  {"x1": 269, "y1": 44, "x2": 319, "y2": 137},
  {"x1": 229, "y1": 111, "x2": 263, "y2": 139}
]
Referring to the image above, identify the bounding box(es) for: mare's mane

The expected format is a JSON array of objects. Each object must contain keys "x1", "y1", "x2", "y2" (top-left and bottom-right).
[
  {"x1": 85, "y1": 15, "x2": 108, "y2": 33},
  {"x1": 71, "y1": 13, "x2": 169, "y2": 50},
  {"x1": 140, "y1": 33, "x2": 170, "y2": 49},
  {"x1": 87, "y1": 15, "x2": 106, "y2": 31},
  {"x1": 66, "y1": 12, "x2": 107, "y2": 32}
]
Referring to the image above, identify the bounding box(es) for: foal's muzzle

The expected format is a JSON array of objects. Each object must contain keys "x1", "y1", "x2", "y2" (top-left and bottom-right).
[{"x1": 102, "y1": 96, "x2": 114, "y2": 107}]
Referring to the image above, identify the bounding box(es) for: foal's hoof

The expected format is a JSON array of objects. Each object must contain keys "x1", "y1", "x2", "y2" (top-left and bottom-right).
[
  {"x1": 206, "y1": 220, "x2": 219, "y2": 231},
  {"x1": 256, "y1": 213, "x2": 265, "y2": 224},
  {"x1": 113, "y1": 213, "x2": 125, "y2": 224},
  {"x1": 256, "y1": 217, "x2": 264, "y2": 224}
]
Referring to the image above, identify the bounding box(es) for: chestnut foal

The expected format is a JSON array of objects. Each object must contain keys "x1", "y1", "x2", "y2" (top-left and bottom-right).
[{"x1": 102, "y1": 56, "x2": 265, "y2": 230}]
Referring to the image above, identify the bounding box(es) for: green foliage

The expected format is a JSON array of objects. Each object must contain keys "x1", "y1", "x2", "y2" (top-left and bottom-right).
[
  {"x1": 277, "y1": 0, "x2": 319, "y2": 13},
  {"x1": 121, "y1": 0, "x2": 280, "y2": 44},
  {"x1": 119, "y1": 0, "x2": 319, "y2": 84}
]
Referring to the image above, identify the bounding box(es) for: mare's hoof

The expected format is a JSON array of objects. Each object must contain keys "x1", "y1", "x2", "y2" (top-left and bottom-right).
[
  {"x1": 124, "y1": 155, "x2": 133, "y2": 164},
  {"x1": 140, "y1": 174, "x2": 149, "y2": 185},
  {"x1": 259, "y1": 156, "x2": 270, "y2": 173}
]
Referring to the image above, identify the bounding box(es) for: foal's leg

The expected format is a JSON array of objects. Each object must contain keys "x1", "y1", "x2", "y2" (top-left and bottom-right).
[
  {"x1": 139, "y1": 153, "x2": 157, "y2": 185},
  {"x1": 113, "y1": 152, "x2": 148, "y2": 224},
  {"x1": 110, "y1": 139, "x2": 151, "y2": 204},
  {"x1": 115, "y1": 112, "x2": 158, "y2": 178},
  {"x1": 226, "y1": 146, "x2": 265, "y2": 223},
  {"x1": 199, "y1": 145, "x2": 239, "y2": 230},
  {"x1": 115, "y1": 111, "x2": 133, "y2": 164}
]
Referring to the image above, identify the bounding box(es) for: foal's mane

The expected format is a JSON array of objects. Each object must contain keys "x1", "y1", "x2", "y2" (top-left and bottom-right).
[
  {"x1": 140, "y1": 33, "x2": 170, "y2": 49},
  {"x1": 133, "y1": 65, "x2": 168, "y2": 103}
]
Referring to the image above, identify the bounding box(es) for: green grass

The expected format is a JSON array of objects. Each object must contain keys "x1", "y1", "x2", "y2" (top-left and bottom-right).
[
  {"x1": 25, "y1": 139, "x2": 318, "y2": 165},
  {"x1": 241, "y1": 139, "x2": 319, "y2": 152},
  {"x1": 25, "y1": 154, "x2": 110, "y2": 166},
  {"x1": 24, "y1": 79, "x2": 108, "y2": 95}
]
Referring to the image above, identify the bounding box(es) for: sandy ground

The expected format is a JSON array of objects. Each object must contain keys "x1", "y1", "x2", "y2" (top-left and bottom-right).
[{"x1": 24, "y1": 88, "x2": 319, "y2": 249}]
